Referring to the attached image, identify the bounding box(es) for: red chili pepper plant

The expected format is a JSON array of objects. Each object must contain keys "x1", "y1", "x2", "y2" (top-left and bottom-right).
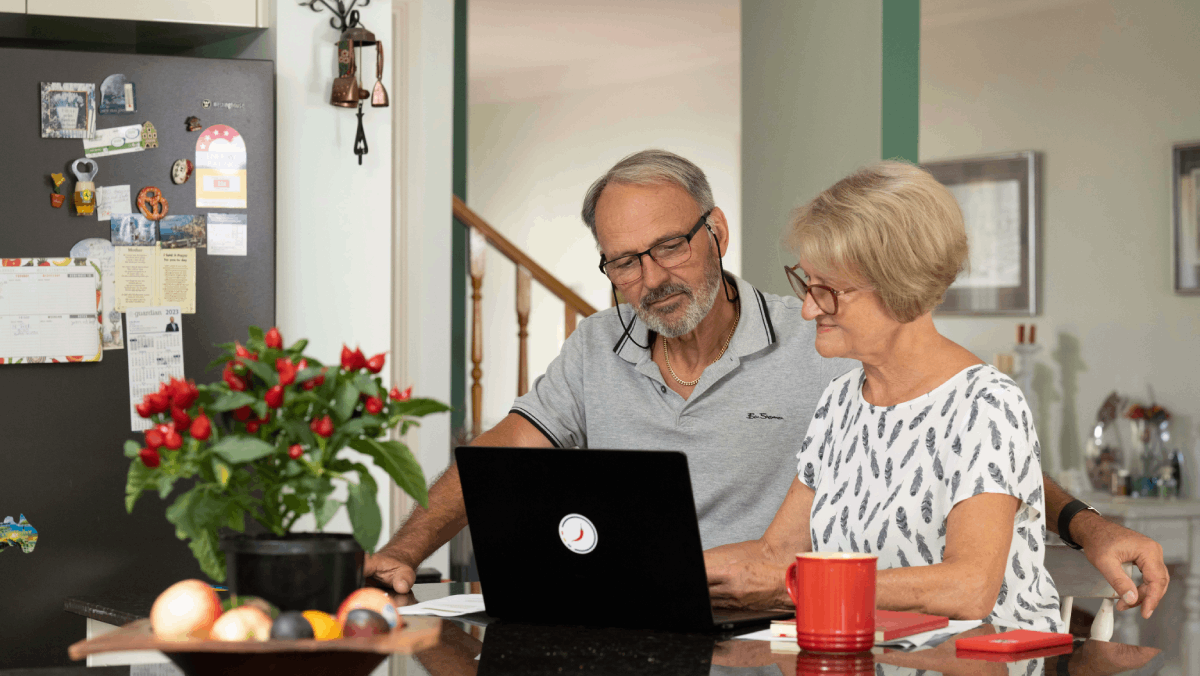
[{"x1": 122, "y1": 326, "x2": 450, "y2": 582}]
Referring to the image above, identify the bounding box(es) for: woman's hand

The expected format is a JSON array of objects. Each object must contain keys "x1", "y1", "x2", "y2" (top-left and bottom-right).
[{"x1": 704, "y1": 476, "x2": 815, "y2": 609}]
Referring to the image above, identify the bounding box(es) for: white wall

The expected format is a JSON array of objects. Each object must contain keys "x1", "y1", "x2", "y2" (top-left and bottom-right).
[
  {"x1": 921, "y1": 0, "x2": 1200, "y2": 483},
  {"x1": 273, "y1": 0, "x2": 456, "y2": 582},
  {"x1": 466, "y1": 62, "x2": 741, "y2": 429}
]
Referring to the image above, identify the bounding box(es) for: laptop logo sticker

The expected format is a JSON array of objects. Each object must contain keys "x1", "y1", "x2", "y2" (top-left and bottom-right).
[{"x1": 558, "y1": 513, "x2": 597, "y2": 554}]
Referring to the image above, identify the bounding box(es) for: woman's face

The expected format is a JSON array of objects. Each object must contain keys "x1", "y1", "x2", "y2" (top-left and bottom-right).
[{"x1": 797, "y1": 260, "x2": 898, "y2": 361}]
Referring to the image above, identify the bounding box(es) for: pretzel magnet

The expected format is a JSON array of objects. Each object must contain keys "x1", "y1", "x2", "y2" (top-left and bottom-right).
[{"x1": 137, "y1": 186, "x2": 169, "y2": 221}]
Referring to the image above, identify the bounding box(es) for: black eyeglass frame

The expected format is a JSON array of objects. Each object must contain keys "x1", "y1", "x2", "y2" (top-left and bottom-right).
[
  {"x1": 597, "y1": 209, "x2": 714, "y2": 284},
  {"x1": 783, "y1": 263, "x2": 853, "y2": 315}
]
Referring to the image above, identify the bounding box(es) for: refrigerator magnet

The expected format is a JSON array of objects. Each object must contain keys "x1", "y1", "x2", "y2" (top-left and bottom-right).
[
  {"x1": 186, "y1": 116, "x2": 202, "y2": 132},
  {"x1": 195, "y1": 125, "x2": 247, "y2": 209},
  {"x1": 71, "y1": 159, "x2": 98, "y2": 217},
  {"x1": 99, "y1": 74, "x2": 137, "y2": 114},
  {"x1": 171, "y1": 159, "x2": 194, "y2": 185},
  {"x1": 41, "y1": 82, "x2": 96, "y2": 139},
  {"x1": 141, "y1": 122, "x2": 159, "y2": 149},
  {"x1": 137, "y1": 186, "x2": 169, "y2": 221}
]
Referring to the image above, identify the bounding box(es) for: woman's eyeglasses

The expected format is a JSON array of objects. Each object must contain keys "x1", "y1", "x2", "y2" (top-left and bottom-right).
[{"x1": 783, "y1": 263, "x2": 853, "y2": 315}]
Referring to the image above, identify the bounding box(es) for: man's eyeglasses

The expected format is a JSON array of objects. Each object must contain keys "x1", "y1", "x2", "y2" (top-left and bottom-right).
[
  {"x1": 783, "y1": 263, "x2": 853, "y2": 315},
  {"x1": 598, "y1": 209, "x2": 714, "y2": 286}
]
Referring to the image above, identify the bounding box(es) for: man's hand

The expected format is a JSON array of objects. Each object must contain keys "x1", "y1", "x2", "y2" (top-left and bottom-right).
[
  {"x1": 364, "y1": 550, "x2": 417, "y2": 594},
  {"x1": 704, "y1": 547, "x2": 792, "y2": 610},
  {"x1": 1073, "y1": 510, "x2": 1170, "y2": 618}
]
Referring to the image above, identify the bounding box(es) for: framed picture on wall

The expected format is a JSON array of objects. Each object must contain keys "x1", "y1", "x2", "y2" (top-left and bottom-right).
[
  {"x1": 1173, "y1": 142, "x2": 1200, "y2": 295},
  {"x1": 922, "y1": 151, "x2": 1041, "y2": 315}
]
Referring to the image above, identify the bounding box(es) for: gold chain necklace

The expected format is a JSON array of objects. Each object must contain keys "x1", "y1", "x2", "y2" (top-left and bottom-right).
[{"x1": 663, "y1": 302, "x2": 740, "y2": 388}]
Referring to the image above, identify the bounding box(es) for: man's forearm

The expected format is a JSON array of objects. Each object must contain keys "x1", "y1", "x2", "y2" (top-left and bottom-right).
[
  {"x1": 378, "y1": 463, "x2": 468, "y2": 567},
  {"x1": 1042, "y1": 472, "x2": 1070, "y2": 535}
]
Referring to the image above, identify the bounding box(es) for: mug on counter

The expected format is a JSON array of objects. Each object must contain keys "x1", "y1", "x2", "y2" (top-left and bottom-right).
[{"x1": 786, "y1": 552, "x2": 877, "y2": 654}]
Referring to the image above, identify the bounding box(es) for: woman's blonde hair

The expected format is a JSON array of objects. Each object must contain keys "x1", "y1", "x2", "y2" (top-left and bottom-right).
[{"x1": 783, "y1": 161, "x2": 968, "y2": 323}]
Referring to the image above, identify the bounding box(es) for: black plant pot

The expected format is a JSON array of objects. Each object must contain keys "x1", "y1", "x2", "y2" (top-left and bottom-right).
[{"x1": 221, "y1": 533, "x2": 364, "y2": 613}]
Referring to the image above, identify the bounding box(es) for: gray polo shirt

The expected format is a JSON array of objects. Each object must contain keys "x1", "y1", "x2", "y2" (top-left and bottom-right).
[{"x1": 510, "y1": 274, "x2": 855, "y2": 549}]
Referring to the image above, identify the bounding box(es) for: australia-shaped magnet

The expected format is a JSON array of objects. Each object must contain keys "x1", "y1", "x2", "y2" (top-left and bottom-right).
[
  {"x1": 99, "y1": 74, "x2": 136, "y2": 114},
  {"x1": 0, "y1": 515, "x2": 38, "y2": 554}
]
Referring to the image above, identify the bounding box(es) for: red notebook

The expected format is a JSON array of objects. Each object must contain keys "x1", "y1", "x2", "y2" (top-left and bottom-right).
[
  {"x1": 955, "y1": 629, "x2": 1073, "y2": 653},
  {"x1": 770, "y1": 610, "x2": 949, "y2": 643}
]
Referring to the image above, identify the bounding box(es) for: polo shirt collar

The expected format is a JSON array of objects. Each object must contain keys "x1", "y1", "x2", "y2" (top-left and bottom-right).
[{"x1": 612, "y1": 273, "x2": 777, "y2": 365}]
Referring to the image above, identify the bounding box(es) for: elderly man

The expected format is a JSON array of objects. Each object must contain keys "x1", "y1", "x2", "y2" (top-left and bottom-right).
[{"x1": 367, "y1": 150, "x2": 1167, "y2": 619}]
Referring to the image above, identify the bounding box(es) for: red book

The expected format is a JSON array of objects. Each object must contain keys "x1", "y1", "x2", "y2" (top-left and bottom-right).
[
  {"x1": 770, "y1": 610, "x2": 949, "y2": 643},
  {"x1": 955, "y1": 629, "x2": 1073, "y2": 654}
]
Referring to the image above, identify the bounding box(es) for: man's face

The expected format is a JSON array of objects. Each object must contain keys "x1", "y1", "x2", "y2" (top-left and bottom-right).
[{"x1": 594, "y1": 182, "x2": 726, "y2": 337}]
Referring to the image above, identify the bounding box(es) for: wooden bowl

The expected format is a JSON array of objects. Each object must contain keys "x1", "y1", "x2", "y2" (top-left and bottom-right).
[{"x1": 68, "y1": 616, "x2": 441, "y2": 676}]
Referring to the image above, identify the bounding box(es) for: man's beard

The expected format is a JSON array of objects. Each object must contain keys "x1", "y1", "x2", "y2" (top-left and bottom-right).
[{"x1": 633, "y1": 255, "x2": 722, "y2": 338}]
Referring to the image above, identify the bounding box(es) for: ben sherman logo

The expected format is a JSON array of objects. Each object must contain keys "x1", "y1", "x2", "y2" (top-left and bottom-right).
[
  {"x1": 558, "y1": 513, "x2": 598, "y2": 554},
  {"x1": 747, "y1": 412, "x2": 783, "y2": 420}
]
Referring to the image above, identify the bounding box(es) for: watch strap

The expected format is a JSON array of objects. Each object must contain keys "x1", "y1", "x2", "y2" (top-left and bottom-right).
[{"x1": 1058, "y1": 499, "x2": 1099, "y2": 550}]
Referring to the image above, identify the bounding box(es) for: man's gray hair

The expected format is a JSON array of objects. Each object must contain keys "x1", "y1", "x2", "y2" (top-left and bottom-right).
[{"x1": 581, "y1": 149, "x2": 715, "y2": 240}]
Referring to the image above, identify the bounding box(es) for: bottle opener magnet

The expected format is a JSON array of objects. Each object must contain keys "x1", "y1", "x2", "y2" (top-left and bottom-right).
[{"x1": 70, "y1": 158, "x2": 98, "y2": 216}]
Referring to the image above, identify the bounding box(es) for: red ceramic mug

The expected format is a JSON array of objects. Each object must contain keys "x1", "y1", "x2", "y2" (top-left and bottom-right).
[{"x1": 786, "y1": 552, "x2": 877, "y2": 653}]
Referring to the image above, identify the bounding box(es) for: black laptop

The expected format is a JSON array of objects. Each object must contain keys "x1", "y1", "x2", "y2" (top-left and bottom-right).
[{"x1": 456, "y1": 447, "x2": 793, "y2": 632}]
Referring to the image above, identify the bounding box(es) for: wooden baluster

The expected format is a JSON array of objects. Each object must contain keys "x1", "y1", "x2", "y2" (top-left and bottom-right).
[
  {"x1": 516, "y1": 267, "x2": 531, "y2": 396},
  {"x1": 564, "y1": 306, "x2": 577, "y2": 339},
  {"x1": 469, "y1": 229, "x2": 486, "y2": 439}
]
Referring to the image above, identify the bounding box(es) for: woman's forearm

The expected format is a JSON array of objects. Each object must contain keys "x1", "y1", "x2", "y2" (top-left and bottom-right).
[{"x1": 876, "y1": 561, "x2": 1000, "y2": 620}]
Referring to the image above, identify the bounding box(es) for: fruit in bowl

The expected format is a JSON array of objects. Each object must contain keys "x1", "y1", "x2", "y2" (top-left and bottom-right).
[
  {"x1": 150, "y1": 580, "x2": 222, "y2": 640},
  {"x1": 210, "y1": 606, "x2": 272, "y2": 641}
]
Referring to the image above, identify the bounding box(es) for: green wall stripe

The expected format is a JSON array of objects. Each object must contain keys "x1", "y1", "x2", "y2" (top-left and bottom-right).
[
  {"x1": 450, "y1": 0, "x2": 468, "y2": 435},
  {"x1": 881, "y1": 0, "x2": 920, "y2": 163}
]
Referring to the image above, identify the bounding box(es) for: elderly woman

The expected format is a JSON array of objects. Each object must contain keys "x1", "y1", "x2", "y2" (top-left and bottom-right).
[{"x1": 706, "y1": 161, "x2": 1060, "y2": 630}]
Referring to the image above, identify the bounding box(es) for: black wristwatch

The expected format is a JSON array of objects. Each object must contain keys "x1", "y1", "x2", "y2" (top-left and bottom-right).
[{"x1": 1058, "y1": 499, "x2": 1101, "y2": 550}]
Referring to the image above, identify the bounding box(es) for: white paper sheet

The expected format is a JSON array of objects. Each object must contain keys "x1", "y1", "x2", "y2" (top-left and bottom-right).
[
  {"x1": 125, "y1": 306, "x2": 184, "y2": 431},
  {"x1": 397, "y1": 594, "x2": 486, "y2": 617},
  {"x1": 0, "y1": 259, "x2": 101, "y2": 364},
  {"x1": 735, "y1": 619, "x2": 983, "y2": 649},
  {"x1": 949, "y1": 180, "x2": 1022, "y2": 289},
  {"x1": 95, "y1": 185, "x2": 131, "y2": 222},
  {"x1": 207, "y1": 213, "x2": 247, "y2": 256}
]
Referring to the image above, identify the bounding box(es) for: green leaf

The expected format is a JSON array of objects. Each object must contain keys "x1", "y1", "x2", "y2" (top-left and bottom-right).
[
  {"x1": 349, "y1": 438, "x2": 429, "y2": 509},
  {"x1": 189, "y1": 530, "x2": 226, "y2": 583},
  {"x1": 124, "y1": 460, "x2": 156, "y2": 513},
  {"x1": 333, "y1": 382, "x2": 359, "y2": 422},
  {"x1": 288, "y1": 339, "x2": 308, "y2": 353},
  {"x1": 295, "y1": 367, "x2": 323, "y2": 383},
  {"x1": 226, "y1": 505, "x2": 245, "y2": 532},
  {"x1": 314, "y1": 498, "x2": 342, "y2": 530},
  {"x1": 346, "y1": 481, "x2": 381, "y2": 553},
  {"x1": 210, "y1": 436, "x2": 276, "y2": 464},
  {"x1": 209, "y1": 391, "x2": 256, "y2": 412},
  {"x1": 238, "y1": 356, "x2": 278, "y2": 385},
  {"x1": 206, "y1": 355, "x2": 231, "y2": 372},
  {"x1": 281, "y1": 419, "x2": 317, "y2": 448},
  {"x1": 156, "y1": 473, "x2": 178, "y2": 499},
  {"x1": 250, "y1": 400, "x2": 268, "y2": 419},
  {"x1": 352, "y1": 373, "x2": 381, "y2": 397},
  {"x1": 124, "y1": 440, "x2": 142, "y2": 459},
  {"x1": 248, "y1": 326, "x2": 264, "y2": 342},
  {"x1": 391, "y1": 398, "x2": 454, "y2": 418},
  {"x1": 282, "y1": 493, "x2": 310, "y2": 515}
]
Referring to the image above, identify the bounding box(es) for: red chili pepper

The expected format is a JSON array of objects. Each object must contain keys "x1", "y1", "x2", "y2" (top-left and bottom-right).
[
  {"x1": 288, "y1": 444, "x2": 304, "y2": 460},
  {"x1": 389, "y1": 385, "x2": 412, "y2": 401},
  {"x1": 366, "y1": 352, "x2": 386, "y2": 374},
  {"x1": 139, "y1": 447, "x2": 160, "y2": 468},
  {"x1": 156, "y1": 423, "x2": 173, "y2": 437},
  {"x1": 145, "y1": 428, "x2": 165, "y2": 449},
  {"x1": 146, "y1": 390, "x2": 170, "y2": 414},
  {"x1": 223, "y1": 365, "x2": 248, "y2": 392},
  {"x1": 365, "y1": 396, "x2": 383, "y2": 415},
  {"x1": 276, "y1": 357, "x2": 296, "y2": 386},
  {"x1": 340, "y1": 345, "x2": 356, "y2": 371},
  {"x1": 233, "y1": 406, "x2": 253, "y2": 422},
  {"x1": 265, "y1": 327, "x2": 283, "y2": 349},
  {"x1": 135, "y1": 401, "x2": 153, "y2": 418},
  {"x1": 171, "y1": 407, "x2": 192, "y2": 430},
  {"x1": 190, "y1": 410, "x2": 211, "y2": 441},
  {"x1": 171, "y1": 378, "x2": 199, "y2": 409},
  {"x1": 303, "y1": 379, "x2": 317, "y2": 391},
  {"x1": 163, "y1": 430, "x2": 183, "y2": 450},
  {"x1": 246, "y1": 420, "x2": 261, "y2": 434},
  {"x1": 265, "y1": 385, "x2": 285, "y2": 409},
  {"x1": 351, "y1": 348, "x2": 367, "y2": 371},
  {"x1": 310, "y1": 415, "x2": 334, "y2": 438}
]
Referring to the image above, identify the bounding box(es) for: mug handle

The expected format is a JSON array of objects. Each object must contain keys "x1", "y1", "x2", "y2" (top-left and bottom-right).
[{"x1": 785, "y1": 560, "x2": 800, "y2": 605}]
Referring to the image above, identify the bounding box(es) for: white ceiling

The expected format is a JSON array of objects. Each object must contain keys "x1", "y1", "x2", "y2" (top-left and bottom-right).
[{"x1": 468, "y1": 0, "x2": 740, "y2": 104}]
